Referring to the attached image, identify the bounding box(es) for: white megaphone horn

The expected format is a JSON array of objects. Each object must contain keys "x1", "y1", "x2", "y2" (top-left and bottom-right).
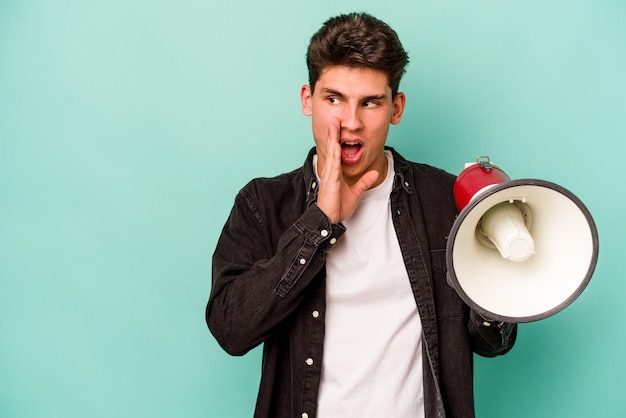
[{"x1": 446, "y1": 156, "x2": 599, "y2": 323}]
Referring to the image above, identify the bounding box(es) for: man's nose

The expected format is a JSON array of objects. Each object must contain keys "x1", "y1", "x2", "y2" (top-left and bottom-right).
[{"x1": 340, "y1": 105, "x2": 363, "y2": 131}]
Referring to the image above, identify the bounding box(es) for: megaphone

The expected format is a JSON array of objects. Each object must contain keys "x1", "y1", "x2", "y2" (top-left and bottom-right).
[{"x1": 446, "y1": 156, "x2": 599, "y2": 323}]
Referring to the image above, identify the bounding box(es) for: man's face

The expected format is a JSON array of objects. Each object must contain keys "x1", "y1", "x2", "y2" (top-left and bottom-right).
[{"x1": 300, "y1": 66, "x2": 405, "y2": 188}]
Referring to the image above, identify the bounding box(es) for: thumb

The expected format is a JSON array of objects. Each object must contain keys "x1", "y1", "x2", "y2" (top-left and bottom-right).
[{"x1": 353, "y1": 170, "x2": 380, "y2": 194}]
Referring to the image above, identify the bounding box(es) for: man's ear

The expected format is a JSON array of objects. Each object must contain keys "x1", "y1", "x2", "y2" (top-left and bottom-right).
[
  {"x1": 390, "y1": 92, "x2": 406, "y2": 125},
  {"x1": 300, "y1": 85, "x2": 313, "y2": 116}
]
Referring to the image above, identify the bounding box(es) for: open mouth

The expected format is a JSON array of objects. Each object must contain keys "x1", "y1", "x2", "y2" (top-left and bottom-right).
[{"x1": 341, "y1": 141, "x2": 362, "y2": 159}]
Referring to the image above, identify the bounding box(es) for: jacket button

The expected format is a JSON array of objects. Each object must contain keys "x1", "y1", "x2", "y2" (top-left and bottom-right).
[
  {"x1": 312, "y1": 310, "x2": 319, "y2": 318},
  {"x1": 320, "y1": 229, "x2": 328, "y2": 237},
  {"x1": 305, "y1": 358, "x2": 314, "y2": 366},
  {"x1": 302, "y1": 413, "x2": 309, "y2": 418},
  {"x1": 329, "y1": 238, "x2": 337, "y2": 245},
  {"x1": 299, "y1": 258, "x2": 306, "y2": 265}
]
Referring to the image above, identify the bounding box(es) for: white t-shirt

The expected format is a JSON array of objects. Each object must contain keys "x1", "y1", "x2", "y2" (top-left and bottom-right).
[{"x1": 315, "y1": 152, "x2": 424, "y2": 417}]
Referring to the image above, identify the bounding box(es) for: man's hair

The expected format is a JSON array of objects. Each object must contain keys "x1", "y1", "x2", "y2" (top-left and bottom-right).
[{"x1": 306, "y1": 12, "x2": 409, "y2": 97}]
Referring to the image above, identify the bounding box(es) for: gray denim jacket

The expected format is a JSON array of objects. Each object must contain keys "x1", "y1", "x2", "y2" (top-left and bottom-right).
[{"x1": 207, "y1": 147, "x2": 516, "y2": 418}]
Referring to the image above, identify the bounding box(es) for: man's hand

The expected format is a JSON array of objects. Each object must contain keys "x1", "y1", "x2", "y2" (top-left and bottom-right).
[{"x1": 316, "y1": 118, "x2": 379, "y2": 224}]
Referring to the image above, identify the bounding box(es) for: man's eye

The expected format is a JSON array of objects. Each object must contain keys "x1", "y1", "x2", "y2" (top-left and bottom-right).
[
  {"x1": 328, "y1": 97, "x2": 340, "y2": 104},
  {"x1": 363, "y1": 101, "x2": 379, "y2": 108}
]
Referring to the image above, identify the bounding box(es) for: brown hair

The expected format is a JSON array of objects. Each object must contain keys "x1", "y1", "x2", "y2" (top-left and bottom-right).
[{"x1": 306, "y1": 12, "x2": 409, "y2": 97}]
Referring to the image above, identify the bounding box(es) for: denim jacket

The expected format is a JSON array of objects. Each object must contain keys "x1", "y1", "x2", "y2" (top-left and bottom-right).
[{"x1": 207, "y1": 147, "x2": 516, "y2": 418}]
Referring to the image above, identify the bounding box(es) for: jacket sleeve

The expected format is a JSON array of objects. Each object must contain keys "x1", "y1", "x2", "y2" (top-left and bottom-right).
[
  {"x1": 206, "y1": 185, "x2": 342, "y2": 356},
  {"x1": 467, "y1": 309, "x2": 517, "y2": 357}
]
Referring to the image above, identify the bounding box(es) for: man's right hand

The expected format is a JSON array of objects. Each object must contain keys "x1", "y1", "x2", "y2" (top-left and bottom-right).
[{"x1": 316, "y1": 118, "x2": 379, "y2": 224}]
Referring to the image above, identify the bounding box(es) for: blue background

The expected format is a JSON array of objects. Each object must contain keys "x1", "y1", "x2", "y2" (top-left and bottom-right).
[{"x1": 1, "y1": 1, "x2": 624, "y2": 417}]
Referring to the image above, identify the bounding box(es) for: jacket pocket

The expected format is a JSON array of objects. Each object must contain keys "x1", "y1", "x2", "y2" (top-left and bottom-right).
[{"x1": 430, "y1": 248, "x2": 466, "y2": 319}]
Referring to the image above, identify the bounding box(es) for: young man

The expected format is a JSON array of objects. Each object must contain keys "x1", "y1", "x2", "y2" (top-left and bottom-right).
[{"x1": 207, "y1": 12, "x2": 516, "y2": 418}]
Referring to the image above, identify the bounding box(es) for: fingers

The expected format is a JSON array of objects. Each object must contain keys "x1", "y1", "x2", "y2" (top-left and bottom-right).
[
  {"x1": 320, "y1": 118, "x2": 341, "y2": 185},
  {"x1": 317, "y1": 118, "x2": 343, "y2": 223},
  {"x1": 327, "y1": 117, "x2": 341, "y2": 142}
]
